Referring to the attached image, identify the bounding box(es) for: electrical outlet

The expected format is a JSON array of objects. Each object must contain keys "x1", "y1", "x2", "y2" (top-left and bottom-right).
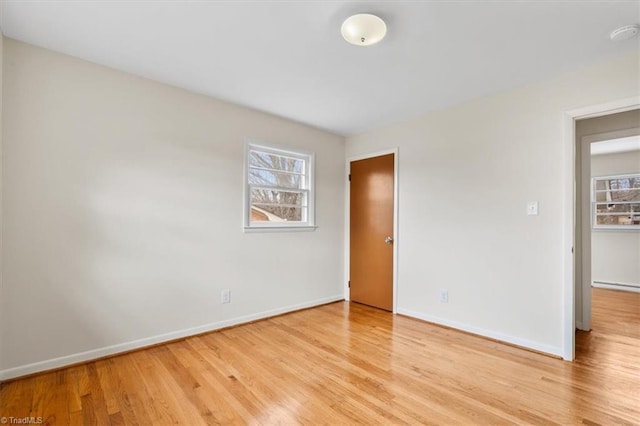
[
  {"x1": 439, "y1": 289, "x2": 448, "y2": 303},
  {"x1": 221, "y1": 289, "x2": 231, "y2": 304}
]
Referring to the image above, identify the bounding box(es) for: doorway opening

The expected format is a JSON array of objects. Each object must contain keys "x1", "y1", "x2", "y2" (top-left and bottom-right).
[
  {"x1": 562, "y1": 102, "x2": 640, "y2": 361},
  {"x1": 575, "y1": 110, "x2": 640, "y2": 333},
  {"x1": 562, "y1": 97, "x2": 639, "y2": 361}
]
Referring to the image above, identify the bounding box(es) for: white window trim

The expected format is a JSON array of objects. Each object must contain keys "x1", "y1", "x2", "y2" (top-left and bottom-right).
[
  {"x1": 591, "y1": 173, "x2": 640, "y2": 231},
  {"x1": 243, "y1": 139, "x2": 316, "y2": 232}
]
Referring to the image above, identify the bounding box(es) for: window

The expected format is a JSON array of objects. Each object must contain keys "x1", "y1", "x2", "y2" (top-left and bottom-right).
[
  {"x1": 592, "y1": 173, "x2": 640, "y2": 230},
  {"x1": 244, "y1": 141, "x2": 315, "y2": 230}
]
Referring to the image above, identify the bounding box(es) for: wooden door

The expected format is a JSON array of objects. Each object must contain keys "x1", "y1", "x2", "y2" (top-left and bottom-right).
[{"x1": 350, "y1": 153, "x2": 394, "y2": 311}]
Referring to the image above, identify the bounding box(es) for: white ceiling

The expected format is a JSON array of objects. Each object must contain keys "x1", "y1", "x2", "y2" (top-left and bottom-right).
[{"x1": 0, "y1": 1, "x2": 638, "y2": 136}]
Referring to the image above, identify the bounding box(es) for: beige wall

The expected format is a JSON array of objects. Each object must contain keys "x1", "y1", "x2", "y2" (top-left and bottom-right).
[
  {"x1": 0, "y1": 39, "x2": 345, "y2": 378},
  {"x1": 346, "y1": 52, "x2": 639, "y2": 356},
  {"x1": 591, "y1": 150, "x2": 640, "y2": 287}
]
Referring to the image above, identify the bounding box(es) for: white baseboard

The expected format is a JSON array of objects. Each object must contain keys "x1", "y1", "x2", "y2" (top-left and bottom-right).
[
  {"x1": 592, "y1": 281, "x2": 640, "y2": 293},
  {"x1": 397, "y1": 308, "x2": 563, "y2": 359},
  {"x1": 0, "y1": 295, "x2": 344, "y2": 381}
]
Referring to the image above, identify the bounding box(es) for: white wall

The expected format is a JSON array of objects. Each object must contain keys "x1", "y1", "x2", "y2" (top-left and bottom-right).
[
  {"x1": 591, "y1": 150, "x2": 640, "y2": 287},
  {"x1": 346, "y1": 52, "x2": 639, "y2": 356},
  {"x1": 0, "y1": 39, "x2": 345, "y2": 379}
]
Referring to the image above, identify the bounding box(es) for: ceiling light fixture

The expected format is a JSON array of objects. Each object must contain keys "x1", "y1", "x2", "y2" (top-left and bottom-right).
[
  {"x1": 341, "y1": 13, "x2": 387, "y2": 46},
  {"x1": 610, "y1": 24, "x2": 639, "y2": 42}
]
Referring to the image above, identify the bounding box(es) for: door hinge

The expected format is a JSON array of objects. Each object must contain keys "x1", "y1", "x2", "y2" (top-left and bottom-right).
[
  {"x1": 348, "y1": 280, "x2": 350, "y2": 288},
  {"x1": 348, "y1": 174, "x2": 351, "y2": 182}
]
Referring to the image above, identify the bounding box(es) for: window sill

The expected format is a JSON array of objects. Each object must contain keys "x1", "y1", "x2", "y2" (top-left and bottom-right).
[
  {"x1": 243, "y1": 225, "x2": 318, "y2": 233},
  {"x1": 592, "y1": 226, "x2": 640, "y2": 232}
]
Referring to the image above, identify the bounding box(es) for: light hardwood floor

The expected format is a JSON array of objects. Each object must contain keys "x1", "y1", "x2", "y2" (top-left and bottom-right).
[{"x1": 1, "y1": 288, "x2": 639, "y2": 425}]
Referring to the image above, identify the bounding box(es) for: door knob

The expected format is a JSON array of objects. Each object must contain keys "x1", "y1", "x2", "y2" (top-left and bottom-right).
[{"x1": 384, "y1": 236, "x2": 393, "y2": 244}]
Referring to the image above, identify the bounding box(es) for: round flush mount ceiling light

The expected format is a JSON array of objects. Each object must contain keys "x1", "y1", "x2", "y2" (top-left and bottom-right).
[
  {"x1": 341, "y1": 13, "x2": 387, "y2": 46},
  {"x1": 610, "y1": 24, "x2": 639, "y2": 42}
]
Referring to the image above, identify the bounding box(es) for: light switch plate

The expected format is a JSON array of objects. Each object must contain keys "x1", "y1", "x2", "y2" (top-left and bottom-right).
[{"x1": 527, "y1": 201, "x2": 539, "y2": 216}]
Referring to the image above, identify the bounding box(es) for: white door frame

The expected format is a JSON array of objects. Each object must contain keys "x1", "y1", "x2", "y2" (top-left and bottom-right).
[
  {"x1": 344, "y1": 148, "x2": 399, "y2": 313},
  {"x1": 562, "y1": 96, "x2": 639, "y2": 361}
]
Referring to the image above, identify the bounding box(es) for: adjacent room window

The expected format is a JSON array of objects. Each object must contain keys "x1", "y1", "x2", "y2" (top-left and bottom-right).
[
  {"x1": 592, "y1": 173, "x2": 640, "y2": 230},
  {"x1": 244, "y1": 141, "x2": 315, "y2": 230}
]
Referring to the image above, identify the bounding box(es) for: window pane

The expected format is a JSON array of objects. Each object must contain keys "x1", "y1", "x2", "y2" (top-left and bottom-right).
[
  {"x1": 250, "y1": 189, "x2": 307, "y2": 222},
  {"x1": 251, "y1": 206, "x2": 304, "y2": 222},
  {"x1": 610, "y1": 187, "x2": 640, "y2": 202},
  {"x1": 250, "y1": 204, "x2": 307, "y2": 222},
  {"x1": 595, "y1": 203, "x2": 632, "y2": 214},
  {"x1": 596, "y1": 214, "x2": 640, "y2": 226},
  {"x1": 595, "y1": 191, "x2": 609, "y2": 202},
  {"x1": 248, "y1": 168, "x2": 303, "y2": 188},
  {"x1": 249, "y1": 151, "x2": 304, "y2": 174},
  {"x1": 595, "y1": 180, "x2": 608, "y2": 191},
  {"x1": 608, "y1": 177, "x2": 640, "y2": 190},
  {"x1": 251, "y1": 189, "x2": 305, "y2": 206}
]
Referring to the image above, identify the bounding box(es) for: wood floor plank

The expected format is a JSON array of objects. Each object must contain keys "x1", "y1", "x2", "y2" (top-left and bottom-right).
[
  {"x1": 46, "y1": 370, "x2": 70, "y2": 425},
  {"x1": 109, "y1": 354, "x2": 154, "y2": 425},
  {"x1": 132, "y1": 348, "x2": 202, "y2": 425},
  {"x1": 1, "y1": 288, "x2": 639, "y2": 424}
]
